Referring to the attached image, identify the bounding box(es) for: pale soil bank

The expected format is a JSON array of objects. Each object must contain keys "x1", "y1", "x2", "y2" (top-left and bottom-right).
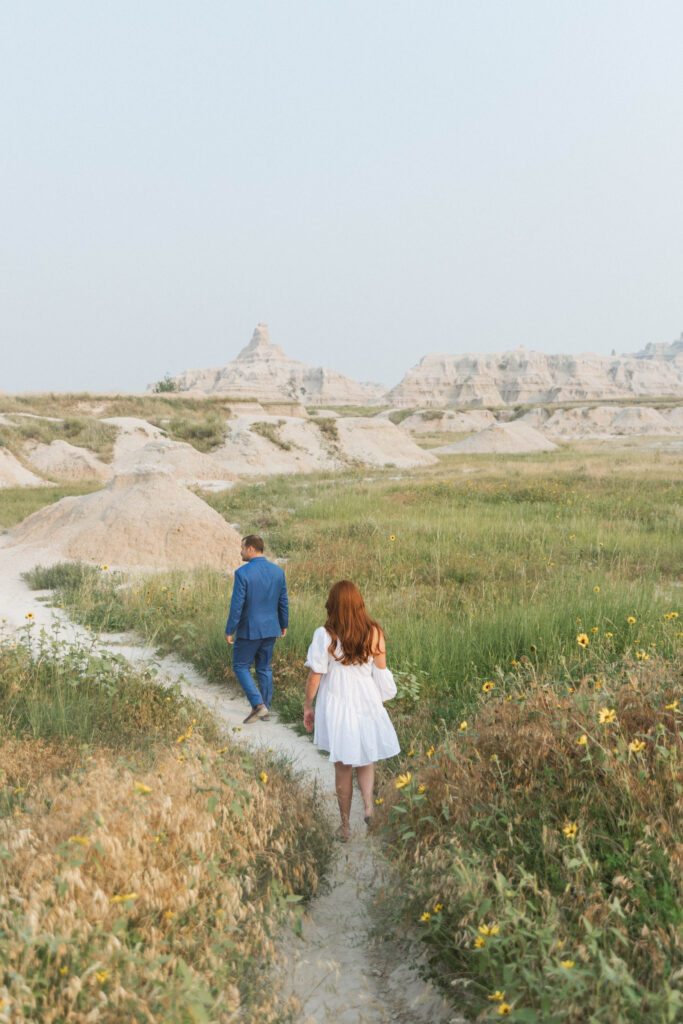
[{"x1": 0, "y1": 537, "x2": 461, "y2": 1024}]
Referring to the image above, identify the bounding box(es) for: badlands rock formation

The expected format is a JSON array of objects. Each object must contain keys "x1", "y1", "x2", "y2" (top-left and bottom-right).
[
  {"x1": 0, "y1": 448, "x2": 47, "y2": 488},
  {"x1": 10, "y1": 466, "x2": 242, "y2": 570},
  {"x1": 389, "y1": 336, "x2": 683, "y2": 408},
  {"x1": 24, "y1": 440, "x2": 111, "y2": 481},
  {"x1": 520, "y1": 404, "x2": 680, "y2": 439},
  {"x1": 433, "y1": 422, "x2": 558, "y2": 455},
  {"x1": 397, "y1": 409, "x2": 497, "y2": 435},
  {"x1": 112, "y1": 439, "x2": 237, "y2": 487},
  {"x1": 102, "y1": 417, "x2": 167, "y2": 459},
  {"x1": 157, "y1": 324, "x2": 387, "y2": 407},
  {"x1": 210, "y1": 412, "x2": 434, "y2": 475},
  {"x1": 334, "y1": 418, "x2": 438, "y2": 467}
]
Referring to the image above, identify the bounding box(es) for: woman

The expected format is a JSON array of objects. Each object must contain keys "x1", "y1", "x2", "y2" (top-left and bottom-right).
[{"x1": 303, "y1": 580, "x2": 400, "y2": 841}]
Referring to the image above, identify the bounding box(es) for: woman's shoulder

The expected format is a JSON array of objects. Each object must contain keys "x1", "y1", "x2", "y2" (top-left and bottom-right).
[
  {"x1": 312, "y1": 625, "x2": 331, "y2": 640},
  {"x1": 371, "y1": 626, "x2": 386, "y2": 653}
]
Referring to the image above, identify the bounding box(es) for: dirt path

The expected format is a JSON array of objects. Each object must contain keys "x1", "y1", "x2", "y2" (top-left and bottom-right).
[{"x1": 0, "y1": 537, "x2": 462, "y2": 1024}]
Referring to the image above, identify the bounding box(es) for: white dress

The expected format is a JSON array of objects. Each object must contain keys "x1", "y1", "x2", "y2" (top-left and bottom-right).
[{"x1": 305, "y1": 626, "x2": 401, "y2": 767}]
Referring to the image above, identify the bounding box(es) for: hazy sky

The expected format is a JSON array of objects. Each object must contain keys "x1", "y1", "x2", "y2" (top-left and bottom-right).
[{"x1": 2, "y1": 1, "x2": 683, "y2": 392}]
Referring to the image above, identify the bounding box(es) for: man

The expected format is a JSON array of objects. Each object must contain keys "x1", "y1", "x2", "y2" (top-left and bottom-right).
[{"x1": 225, "y1": 534, "x2": 288, "y2": 724}]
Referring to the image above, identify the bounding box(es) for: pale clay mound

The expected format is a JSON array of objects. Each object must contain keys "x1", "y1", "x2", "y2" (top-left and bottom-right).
[
  {"x1": 212, "y1": 414, "x2": 340, "y2": 476},
  {"x1": 335, "y1": 417, "x2": 439, "y2": 467},
  {"x1": 433, "y1": 421, "x2": 559, "y2": 454},
  {"x1": 0, "y1": 448, "x2": 48, "y2": 488},
  {"x1": 210, "y1": 413, "x2": 435, "y2": 474},
  {"x1": 101, "y1": 417, "x2": 167, "y2": 459},
  {"x1": 397, "y1": 409, "x2": 497, "y2": 435},
  {"x1": 9, "y1": 466, "x2": 243, "y2": 570},
  {"x1": 112, "y1": 439, "x2": 237, "y2": 486},
  {"x1": 538, "y1": 405, "x2": 680, "y2": 438},
  {"x1": 23, "y1": 439, "x2": 112, "y2": 481}
]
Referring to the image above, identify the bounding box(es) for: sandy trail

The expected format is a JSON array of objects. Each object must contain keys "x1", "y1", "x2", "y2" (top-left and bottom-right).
[{"x1": 0, "y1": 536, "x2": 460, "y2": 1024}]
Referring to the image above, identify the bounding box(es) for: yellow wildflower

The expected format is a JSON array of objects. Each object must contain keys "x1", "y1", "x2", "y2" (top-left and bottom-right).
[
  {"x1": 420, "y1": 911, "x2": 431, "y2": 922},
  {"x1": 375, "y1": 797, "x2": 384, "y2": 805},
  {"x1": 68, "y1": 836, "x2": 90, "y2": 845},
  {"x1": 478, "y1": 923, "x2": 500, "y2": 936},
  {"x1": 259, "y1": 771, "x2": 268, "y2": 784},
  {"x1": 110, "y1": 892, "x2": 138, "y2": 903},
  {"x1": 604, "y1": 632, "x2": 613, "y2": 639},
  {"x1": 459, "y1": 721, "x2": 468, "y2": 731},
  {"x1": 474, "y1": 936, "x2": 486, "y2": 948},
  {"x1": 407, "y1": 749, "x2": 414, "y2": 757},
  {"x1": 629, "y1": 738, "x2": 646, "y2": 754},
  {"x1": 627, "y1": 616, "x2": 636, "y2": 624},
  {"x1": 598, "y1": 707, "x2": 617, "y2": 725},
  {"x1": 101, "y1": 564, "x2": 109, "y2": 571},
  {"x1": 577, "y1": 734, "x2": 588, "y2": 746},
  {"x1": 216, "y1": 747, "x2": 227, "y2": 754},
  {"x1": 562, "y1": 823, "x2": 578, "y2": 839},
  {"x1": 665, "y1": 700, "x2": 679, "y2": 711},
  {"x1": 498, "y1": 1005, "x2": 512, "y2": 1016},
  {"x1": 134, "y1": 781, "x2": 152, "y2": 794},
  {"x1": 417, "y1": 784, "x2": 426, "y2": 794},
  {"x1": 482, "y1": 681, "x2": 495, "y2": 693},
  {"x1": 395, "y1": 772, "x2": 412, "y2": 789},
  {"x1": 25, "y1": 612, "x2": 34, "y2": 620},
  {"x1": 593, "y1": 586, "x2": 600, "y2": 593},
  {"x1": 163, "y1": 910, "x2": 175, "y2": 920},
  {"x1": 561, "y1": 960, "x2": 575, "y2": 969},
  {"x1": 426, "y1": 746, "x2": 434, "y2": 758},
  {"x1": 59, "y1": 966, "x2": 68, "y2": 975},
  {"x1": 576, "y1": 633, "x2": 589, "y2": 648},
  {"x1": 590, "y1": 627, "x2": 599, "y2": 634},
  {"x1": 433, "y1": 903, "x2": 443, "y2": 913},
  {"x1": 488, "y1": 991, "x2": 506, "y2": 1001},
  {"x1": 95, "y1": 971, "x2": 110, "y2": 984},
  {"x1": 389, "y1": 535, "x2": 396, "y2": 542}
]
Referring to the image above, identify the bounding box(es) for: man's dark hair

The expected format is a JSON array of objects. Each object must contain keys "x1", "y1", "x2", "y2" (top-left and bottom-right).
[{"x1": 242, "y1": 534, "x2": 264, "y2": 553}]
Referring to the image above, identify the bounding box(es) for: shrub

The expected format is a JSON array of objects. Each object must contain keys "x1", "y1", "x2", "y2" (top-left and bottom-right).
[
  {"x1": 152, "y1": 373, "x2": 180, "y2": 393},
  {"x1": 251, "y1": 420, "x2": 293, "y2": 451},
  {"x1": 166, "y1": 413, "x2": 228, "y2": 452},
  {"x1": 375, "y1": 656, "x2": 683, "y2": 1022}
]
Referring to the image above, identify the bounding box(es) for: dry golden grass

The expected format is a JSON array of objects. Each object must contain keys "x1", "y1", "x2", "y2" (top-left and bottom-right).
[{"x1": 0, "y1": 731, "x2": 331, "y2": 1022}]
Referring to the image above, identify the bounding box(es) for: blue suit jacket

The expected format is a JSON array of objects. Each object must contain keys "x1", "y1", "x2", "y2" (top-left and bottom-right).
[{"x1": 225, "y1": 557, "x2": 289, "y2": 640}]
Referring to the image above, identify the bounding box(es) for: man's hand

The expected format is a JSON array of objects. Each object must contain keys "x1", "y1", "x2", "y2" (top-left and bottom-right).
[
  {"x1": 225, "y1": 634, "x2": 234, "y2": 645},
  {"x1": 280, "y1": 627, "x2": 287, "y2": 637}
]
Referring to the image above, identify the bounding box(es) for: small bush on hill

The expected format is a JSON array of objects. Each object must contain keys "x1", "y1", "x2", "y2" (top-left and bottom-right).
[{"x1": 166, "y1": 412, "x2": 228, "y2": 452}]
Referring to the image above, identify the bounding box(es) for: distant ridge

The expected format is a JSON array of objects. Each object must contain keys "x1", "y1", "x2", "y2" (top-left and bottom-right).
[
  {"x1": 152, "y1": 324, "x2": 387, "y2": 406},
  {"x1": 152, "y1": 326, "x2": 683, "y2": 408},
  {"x1": 387, "y1": 334, "x2": 683, "y2": 407}
]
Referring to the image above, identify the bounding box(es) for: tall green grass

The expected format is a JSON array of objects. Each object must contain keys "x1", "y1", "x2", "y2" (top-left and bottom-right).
[
  {"x1": 27, "y1": 452, "x2": 681, "y2": 723},
  {"x1": 0, "y1": 482, "x2": 103, "y2": 529}
]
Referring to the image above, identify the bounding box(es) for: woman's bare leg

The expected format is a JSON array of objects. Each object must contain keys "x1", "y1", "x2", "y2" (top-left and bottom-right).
[
  {"x1": 356, "y1": 763, "x2": 375, "y2": 819},
  {"x1": 334, "y1": 762, "x2": 353, "y2": 838}
]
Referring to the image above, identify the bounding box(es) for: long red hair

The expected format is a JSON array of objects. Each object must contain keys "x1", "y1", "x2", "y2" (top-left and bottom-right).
[{"x1": 324, "y1": 580, "x2": 383, "y2": 665}]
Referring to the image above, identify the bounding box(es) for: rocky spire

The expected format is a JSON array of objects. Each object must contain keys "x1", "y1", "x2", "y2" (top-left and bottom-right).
[{"x1": 235, "y1": 323, "x2": 288, "y2": 362}]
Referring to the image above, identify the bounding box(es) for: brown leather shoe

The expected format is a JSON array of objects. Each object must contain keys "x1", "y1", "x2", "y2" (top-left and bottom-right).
[{"x1": 243, "y1": 705, "x2": 268, "y2": 725}]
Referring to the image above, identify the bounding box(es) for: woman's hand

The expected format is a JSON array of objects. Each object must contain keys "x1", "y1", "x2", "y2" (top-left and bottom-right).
[{"x1": 303, "y1": 705, "x2": 315, "y2": 733}]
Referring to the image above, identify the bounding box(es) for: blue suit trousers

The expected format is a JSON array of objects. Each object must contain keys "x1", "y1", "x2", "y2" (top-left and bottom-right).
[{"x1": 232, "y1": 636, "x2": 277, "y2": 709}]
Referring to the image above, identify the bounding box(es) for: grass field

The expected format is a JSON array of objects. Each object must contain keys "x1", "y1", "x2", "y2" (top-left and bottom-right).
[
  {"x1": 0, "y1": 628, "x2": 332, "y2": 1022},
  {"x1": 7, "y1": 442, "x2": 683, "y2": 1021}
]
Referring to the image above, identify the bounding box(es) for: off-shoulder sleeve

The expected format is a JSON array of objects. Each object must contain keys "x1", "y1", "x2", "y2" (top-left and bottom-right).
[
  {"x1": 305, "y1": 627, "x2": 330, "y2": 674},
  {"x1": 371, "y1": 664, "x2": 397, "y2": 701}
]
